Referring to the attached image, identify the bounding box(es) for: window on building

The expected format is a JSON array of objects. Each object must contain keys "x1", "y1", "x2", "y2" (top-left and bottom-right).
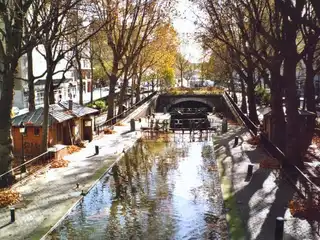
[{"x1": 34, "y1": 127, "x2": 40, "y2": 136}]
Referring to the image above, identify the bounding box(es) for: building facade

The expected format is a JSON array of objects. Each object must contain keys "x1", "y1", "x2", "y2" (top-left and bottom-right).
[{"x1": 12, "y1": 100, "x2": 98, "y2": 157}]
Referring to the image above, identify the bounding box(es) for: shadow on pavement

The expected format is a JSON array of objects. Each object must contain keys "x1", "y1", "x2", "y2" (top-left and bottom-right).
[{"x1": 0, "y1": 222, "x2": 12, "y2": 229}]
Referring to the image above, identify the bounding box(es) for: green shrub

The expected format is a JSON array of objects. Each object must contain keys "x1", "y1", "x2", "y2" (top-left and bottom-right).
[{"x1": 93, "y1": 100, "x2": 107, "y2": 112}]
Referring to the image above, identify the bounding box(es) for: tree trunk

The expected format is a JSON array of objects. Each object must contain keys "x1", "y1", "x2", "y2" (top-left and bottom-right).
[
  {"x1": 180, "y1": 69, "x2": 183, "y2": 87},
  {"x1": 27, "y1": 48, "x2": 36, "y2": 111},
  {"x1": 131, "y1": 77, "x2": 134, "y2": 106},
  {"x1": 117, "y1": 73, "x2": 128, "y2": 116},
  {"x1": 270, "y1": 70, "x2": 286, "y2": 151},
  {"x1": 135, "y1": 75, "x2": 142, "y2": 103},
  {"x1": 229, "y1": 77, "x2": 237, "y2": 103},
  {"x1": 41, "y1": 46, "x2": 54, "y2": 153},
  {"x1": 240, "y1": 78, "x2": 247, "y2": 114},
  {"x1": 246, "y1": 74, "x2": 259, "y2": 124},
  {"x1": 49, "y1": 80, "x2": 55, "y2": 104},
  {"x1": 283, "y1": 57, "x2": 302, "y2": 167},
  {"x1": 75, "y1": 49, "x2": 84, "y2": 105},
  {"x1": 302, "y1": 59, "x2": 316, "y2": 155},
  {"x1": 152, "y1": 78, "x2": 155, "y2": 91},
  {"x1": 107, "y1": 74, "x2": 117, "y2": 121},
  {"x1": 0, "y1": 70, "x2": 15, "y2": 187},
  {"x1": 90, "y1": 54, "x2": 94, "y2": 103}
]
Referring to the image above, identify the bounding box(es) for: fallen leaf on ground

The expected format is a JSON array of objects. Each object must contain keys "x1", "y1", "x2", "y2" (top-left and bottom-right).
[
  {"x1": 0, "y1": 189, "x2": 21, "y2": 208},
  {"x1": 289, "y1": 198, "x2": 320, "y2": 221},
  {"x1": 50, "y1": 158, "x2": 70, "y2": 168},
  {"x1": 259, "y1": 157, "x2": 280, "y2": 169},
  {"x1": 67, "y1": 145, "x2": 81, "y2": 154},
  {"x1": 247, "y1": 136, "x2": 260, "y2": 145},
  {"x1": 104, "y1": 128, "x2": 116, "y2": 134}
]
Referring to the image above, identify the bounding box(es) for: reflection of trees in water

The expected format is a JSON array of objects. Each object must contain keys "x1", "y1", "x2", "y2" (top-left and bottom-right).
[
  {"x1": 103, "y1": 141, "x2": 177, "y2": 239},
  {"x1": 201, "y1": 144, "x2": 214, "y2": 161}
]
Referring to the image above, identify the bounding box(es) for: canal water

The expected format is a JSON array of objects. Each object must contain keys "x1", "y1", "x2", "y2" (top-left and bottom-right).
[{"x1": 48, "y1": 133, "x2": 228, "y2": 240}]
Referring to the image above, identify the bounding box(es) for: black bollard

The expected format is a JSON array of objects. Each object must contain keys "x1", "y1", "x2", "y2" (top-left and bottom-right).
[
  {"x1": 234, "y1": 136, "x2": 239, "y2": 147},
  {"x1": 247, "y1": 164, "x2": 254, "y2": 178},
  {"x1": 130, "y1": 119, "x2": 135, "y2": 131},
  {"x1": 10, "y1": 207, "x2": 15, "y2": 222},
  {"x1": 95, "y1": 145, "x2": 99, "y2": 155},
  {"x1": 275, "y1": 217, "x2": 284, "y2": 240}
]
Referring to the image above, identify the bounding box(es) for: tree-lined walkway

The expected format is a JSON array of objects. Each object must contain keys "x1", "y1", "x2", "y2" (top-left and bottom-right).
[
  {"x1": 214, "y1": 124, "x2": 317, "y2": 240},
  {"x1": 0, "y1": 102, "x2": 150, "y2": 240}
]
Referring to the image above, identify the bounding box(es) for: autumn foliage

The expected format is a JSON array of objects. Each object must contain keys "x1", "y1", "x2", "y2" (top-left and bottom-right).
[
  {"x1": 289, "y1": 199, "x2": 320, "y2": 221},
  {"x1": 67, "y1": 145, "x2": 81, "y2": 154},
  {"x1": 259, "y1": 158, "x2": 281, "y2": 169},
  {"x1": 247, "y1": 136, "x2": 260, "y2": 145},
  {"x1": 227, "y1": 119, "x2": 240, "y2": 126},
  {"x1": 50, "y1": 158, "x2": 70, "y2": 168},
  {"x1": 115, "y1": 122, "x2": 125, "y2": 126},
  {"x1": 312, "y1": 136, "x2": 320, "y2": 148},
  {"x1": 104, "y1": 128, "x2": 116, "y2": 134},
  {"x1": 0, "y1": 189, "x2": 21, "y2": 208}
]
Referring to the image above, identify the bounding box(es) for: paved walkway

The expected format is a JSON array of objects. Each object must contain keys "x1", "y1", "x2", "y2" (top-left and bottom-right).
[
  {"x1": 214, "y1": 125, "x2": 319, "y2": 240},
  {"x1": 0, "y1": 101, "x2": 152, "y2": 240}
]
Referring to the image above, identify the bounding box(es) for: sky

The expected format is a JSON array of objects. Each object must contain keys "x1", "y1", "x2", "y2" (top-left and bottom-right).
[{"x1": 172, "y1": 0, "x2": 203, "y2": 63}]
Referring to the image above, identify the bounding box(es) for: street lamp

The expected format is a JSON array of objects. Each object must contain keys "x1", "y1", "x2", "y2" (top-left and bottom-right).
[{"x1": 19, "y1": 122, "x2": 26, "y2": 173}]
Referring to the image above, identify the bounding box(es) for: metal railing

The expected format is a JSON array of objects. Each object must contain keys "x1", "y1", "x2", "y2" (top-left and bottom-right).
[
  {"x1": 96, "y1": 91, "x2": 157, "y2": 134},
  {"x1": 223, "y1": 92, "x2": 258, "y2": 135},
  {"x1": 0, "y1": 151, "x2": 53, "y2": 188}
]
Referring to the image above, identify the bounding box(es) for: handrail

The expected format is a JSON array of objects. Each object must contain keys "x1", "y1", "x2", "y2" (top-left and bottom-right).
[
  {"x1": 0, "y1": 151, "x2": 51, "y2": 180},
  {"x1": 97, "y1": 91, "x2": 157, "y2": 131},
  {"x1": 223, "y1": 92, "x2": 258, "y2": 136}
]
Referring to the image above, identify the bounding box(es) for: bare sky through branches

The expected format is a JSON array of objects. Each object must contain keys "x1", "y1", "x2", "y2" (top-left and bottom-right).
[{"x1": 173, "y1": 0, "x2": 203, "y2": 63}]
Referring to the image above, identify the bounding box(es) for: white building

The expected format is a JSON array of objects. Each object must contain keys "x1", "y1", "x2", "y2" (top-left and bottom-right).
[{"x1": 13, "y1": 44, "x2": 92, "y2": 109}]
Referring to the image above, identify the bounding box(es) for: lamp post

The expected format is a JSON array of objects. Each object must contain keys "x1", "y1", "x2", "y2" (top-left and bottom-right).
[{"x1": 19, "y1": 122, "x2": 26, "y2": 173}]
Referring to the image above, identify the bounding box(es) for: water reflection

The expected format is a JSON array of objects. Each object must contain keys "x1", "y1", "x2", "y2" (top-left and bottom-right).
[{"x1": 49, "y1": 133, "x2": 228, "y2": 240}]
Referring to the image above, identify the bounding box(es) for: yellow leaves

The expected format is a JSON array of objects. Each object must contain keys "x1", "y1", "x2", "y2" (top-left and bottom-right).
[
  {"x1": 0, "y1": 189, "x2": 21, "y2": 208},
  {"x1": 140, "y1": 22, "x2": 179, "y2": 72},
  {"x1": 168, "y1": 87, "x2": 224, "y2": 95}
]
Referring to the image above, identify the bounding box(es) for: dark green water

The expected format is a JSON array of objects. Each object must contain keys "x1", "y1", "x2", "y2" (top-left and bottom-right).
[{"x1": 48, "y1": 133, "x2": 228, "y2": 240}]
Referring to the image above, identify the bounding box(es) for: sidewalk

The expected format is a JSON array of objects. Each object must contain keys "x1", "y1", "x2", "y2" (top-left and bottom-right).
[
  {"x1": 214, "y1": 124, "x2": 318, "y2": 240},
  {"x1": 0, "y1": 105, "x2": 147, "y2": 239}
]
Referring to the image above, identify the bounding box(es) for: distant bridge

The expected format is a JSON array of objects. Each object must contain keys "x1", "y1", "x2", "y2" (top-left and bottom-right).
[{"x1": 155, "y1": 94, "x2": 225, "y2": 113}]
